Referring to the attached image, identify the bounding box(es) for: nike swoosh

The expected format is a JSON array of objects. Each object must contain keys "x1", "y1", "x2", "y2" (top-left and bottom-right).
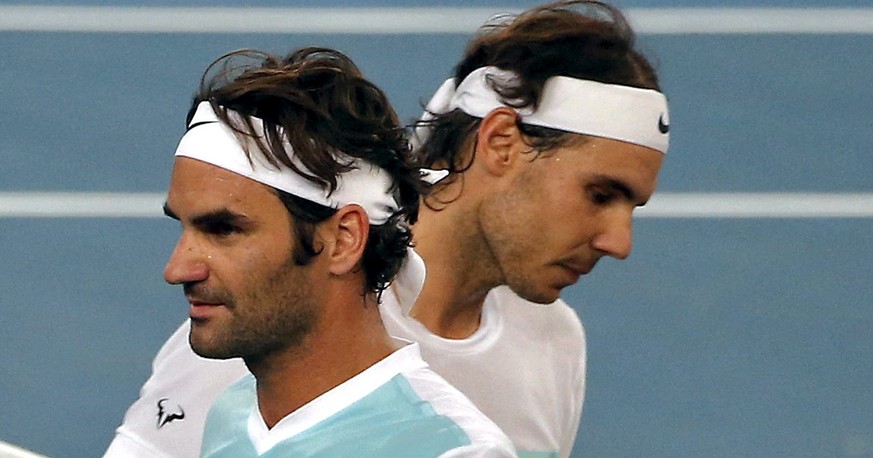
[
  {"x1": 187, "y1": 120, "x2": 218, "y2": 131},
  {"x1": 658, "y1": 114, "x2": 669, "y2": 134}
]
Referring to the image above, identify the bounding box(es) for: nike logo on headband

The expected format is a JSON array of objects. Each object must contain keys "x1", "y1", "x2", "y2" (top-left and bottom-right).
[{"x1": 658, "y1": 114, "x2": 669, "y2": 134}]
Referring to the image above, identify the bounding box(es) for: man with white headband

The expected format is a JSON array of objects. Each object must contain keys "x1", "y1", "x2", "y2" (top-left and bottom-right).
[
  {"x1": 383, "y1": 1, "x2": 668, "y2": 457},
  {"x1": 105, "y1": 47, "x2": 513, "y2": 457}
]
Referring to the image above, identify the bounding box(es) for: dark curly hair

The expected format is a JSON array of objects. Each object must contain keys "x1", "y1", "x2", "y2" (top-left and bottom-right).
[
  {"x1": 416, "y1": 0, "x2": 662, "y2": 202},
  {"x1": 187, "y1": 47, "x2": 425, "y2": 299}
]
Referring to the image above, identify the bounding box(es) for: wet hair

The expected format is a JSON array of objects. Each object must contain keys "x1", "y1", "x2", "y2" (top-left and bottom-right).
[
  {"x1": 416, "y1": 0, "x2": 661, "y2": 196},
  {"x1": 188, "y1": 47, "x2": 424, "y2": 299}
]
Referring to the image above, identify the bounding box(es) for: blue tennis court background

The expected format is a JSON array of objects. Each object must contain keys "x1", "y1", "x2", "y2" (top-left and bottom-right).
[{"x1": 1, "y1": 1, "x2": 871, "y2": 457}]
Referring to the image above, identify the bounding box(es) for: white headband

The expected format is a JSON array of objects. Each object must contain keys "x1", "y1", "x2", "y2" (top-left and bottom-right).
[
  {"x1": 419, "y1": 66, "x2": 669, "y2": 154},
  {"x1": 174, "y1": 102, "x2": 400, "y2": 225}
]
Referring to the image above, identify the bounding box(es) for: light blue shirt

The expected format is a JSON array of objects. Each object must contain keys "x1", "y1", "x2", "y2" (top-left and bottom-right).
[{"x1": 200, "y1": 342, "x2": 513, "y2": 457}]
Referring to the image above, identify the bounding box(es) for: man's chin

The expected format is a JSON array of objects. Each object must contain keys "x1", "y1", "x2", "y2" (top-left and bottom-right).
[
  {"x1": 508, "y1": 283, "x2": 562, "y2": 306},
  {"x1": 189, "y1": 332, "x2": 237, "y2": 360}
]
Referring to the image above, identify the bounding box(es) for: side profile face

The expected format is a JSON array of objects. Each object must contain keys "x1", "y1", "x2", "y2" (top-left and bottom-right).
[
  {"x1": 163, "y1": 157, "x2": 322, "y2": 360},
  {"x1": 478, "y1": 136, "x2": 664, "y2": 304}
]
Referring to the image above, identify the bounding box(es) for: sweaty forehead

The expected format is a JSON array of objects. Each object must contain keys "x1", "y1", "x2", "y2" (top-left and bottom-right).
[
  {"x1": 166, "y1": 157, "x2": 283, "y2": 216},
  {"x1": 555, "y1": 135, "x2": 661, "y2": 164},
  {"x1": 549, "y1": 136, "x2": 663, "y2": 188}
]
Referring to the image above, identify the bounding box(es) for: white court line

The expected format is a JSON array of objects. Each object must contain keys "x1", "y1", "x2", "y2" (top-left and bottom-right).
[
  {"x1": 0, "y1": 441, "x2": 47, "y2": 458},
  {"x1": 637, "y1": 193, "x2": 873, "y2": 218},
  {"x1": 0, "y1": 192, "x2": 164, "y2": 218},
  {"x1": 0, "y1": 6, "x2": 872, "y2": 34},
  {"x1": 1, "y1": 192, "x2": 871, "y2": 218}
]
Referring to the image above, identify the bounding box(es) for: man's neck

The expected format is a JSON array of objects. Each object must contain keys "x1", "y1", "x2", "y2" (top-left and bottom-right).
[
  {"x1": 409, "y1": 201, "x2": 503, "y2": 339},
  {"x1": 247, "y1": 295, "x2": 395, "y2": 429}
]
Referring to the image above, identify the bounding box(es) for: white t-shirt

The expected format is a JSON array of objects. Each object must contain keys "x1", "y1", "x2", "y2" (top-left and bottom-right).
[
  {"x1": 104, "y1": 319, "x2": 248, "y2": 458},
  {"x1": 199, "y1": 341, "x2": 514, "y2": 457},
  {"x1": 105, "y1": 252, "x2": 586, "y2": 458},
  {"x1": 382, "y1": 255, "x2": 587, "y2": 458}
]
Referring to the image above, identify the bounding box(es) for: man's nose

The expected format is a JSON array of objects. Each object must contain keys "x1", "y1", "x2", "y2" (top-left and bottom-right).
[
  {"x1": 163, "y1": 233, "x2": 209, "y2": 285},
  {"x1": 591, "y1": 209, "x2": 633, "y2": 260}
]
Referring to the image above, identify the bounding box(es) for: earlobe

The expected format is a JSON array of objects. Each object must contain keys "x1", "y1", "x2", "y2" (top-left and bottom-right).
[
  {"x1": 326, "y1": 205, "x2": 368, "y2": 276},
  {"x1": 475, "y1": 107, "x2": 523, "y2": 176}
]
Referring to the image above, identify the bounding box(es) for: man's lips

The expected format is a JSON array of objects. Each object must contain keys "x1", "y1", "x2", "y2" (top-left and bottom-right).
[
  {"x1": 185, "y1": 287, "x2": 228, "y2": 306},
  {"x1": 188, "y1": 299, "x2": 223, "y2": 306},
  {"x1": 187, "y1": 297, "x2": 226, "y2": 320},
  {"x1": 557, "y1": 261, "x2": 593, "y2": 277}
]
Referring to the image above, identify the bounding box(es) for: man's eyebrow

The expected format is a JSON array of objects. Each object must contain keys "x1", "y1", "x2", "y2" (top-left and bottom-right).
[
  {"x1": 190, "y1": 208, "x2": 250, "y2": 228},
  {"x1": 162, "y1": 204, "x2": 250, "y2": 227},
  {"x1": 592, "y1": 175, "x2": 647, "y2": 207}
]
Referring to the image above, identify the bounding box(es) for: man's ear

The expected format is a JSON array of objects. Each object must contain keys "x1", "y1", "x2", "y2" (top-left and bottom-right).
[
  {"x1": 323, "y1": 204, "x2": 369, "y2": 276},
  {"x1": 474, "y1": 107, "x2": 525, "y2": 177}
]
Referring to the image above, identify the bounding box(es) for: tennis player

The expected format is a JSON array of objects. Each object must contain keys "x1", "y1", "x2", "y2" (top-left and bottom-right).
[
  {"x1": 109, "y1": 46, "x2": 514, "y2": 457},
  {"x1": 392, "y1": 1, "x2": 667, "y2": 455}
]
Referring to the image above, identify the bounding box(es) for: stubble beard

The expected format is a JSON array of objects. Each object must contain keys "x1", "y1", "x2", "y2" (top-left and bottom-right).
[
  {"x1": 478, "y1": 178, "x2": 557, "y2": 305},
  {"x1": 190, "y1": 253, "x2": 320, "y2": 361}
]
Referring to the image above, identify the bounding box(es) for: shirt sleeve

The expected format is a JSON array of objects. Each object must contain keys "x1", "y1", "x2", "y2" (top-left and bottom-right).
[
  {"x1": 103, "y1": 320, "x2": 249, "y2": 458},
  {"x1": 104, "y1": 431, "x2": 171, "y2": 458}
]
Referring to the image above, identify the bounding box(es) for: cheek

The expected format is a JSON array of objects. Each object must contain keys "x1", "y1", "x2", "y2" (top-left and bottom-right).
[
  {"x1": 543, "y1": 198, "x2": 602, "y2": 249},
  {"x1": 214, "y1": 245, "x2": 276, "y2": 293}
]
